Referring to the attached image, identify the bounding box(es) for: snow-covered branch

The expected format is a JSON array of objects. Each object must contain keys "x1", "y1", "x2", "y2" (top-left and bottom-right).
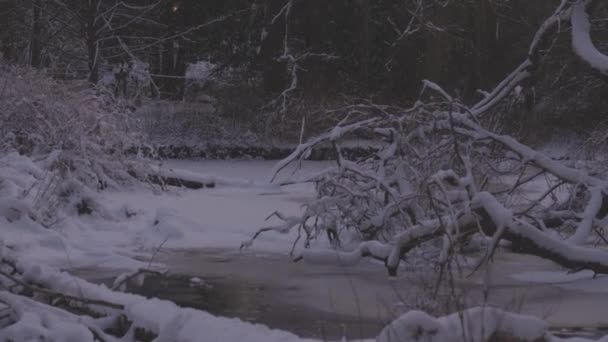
[
  {"x1": 571, "y1": 0, "x2": 608, "y2": 75},
  {"x1": 473, "y1": 192, "x2": 608, "y2": 275}
]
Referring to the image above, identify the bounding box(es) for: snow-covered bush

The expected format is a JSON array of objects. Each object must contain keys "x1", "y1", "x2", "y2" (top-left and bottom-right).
[
  {"x1": 185, "y1": 60, "x2": 217, "y2": 93},
  {"x1": 0, "y1": 63, "x2": 148, "y2": 226},
  {"x1": 0, "y1": 63, "x2": 143, "y2": 187},
  {"x1": 98, "y1": 59, "x2": 154, "y2": 104}
]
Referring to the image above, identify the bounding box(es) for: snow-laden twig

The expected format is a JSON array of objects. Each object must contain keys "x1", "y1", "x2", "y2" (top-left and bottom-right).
[
  {"x1": 240, "y1": 212, "x2": 305, "y2": 250},
  {"x1": 268, "y1": 117, "x2": 377, "y2": 182}
]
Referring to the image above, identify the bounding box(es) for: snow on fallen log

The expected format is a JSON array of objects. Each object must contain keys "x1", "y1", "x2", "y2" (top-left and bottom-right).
[
  {"x1": 148, "y1": 165, "x2": 278, "y2": 190},
  {"x1": 2, "y1": 255, "x2": 319, "y2": 342},
  {"x1": 442, "y1": 113, "x2": 608, "y2": 245},
  {"x1": 472, "y1": 192, "x2": 608, "y2": 275},
  {"x1": 295, "y1": 172, "x2": 608, "y2": 276},
  {"x1": 385, "y1": 213, "x2": 477, "y2": 275},
  {"x1": 572, "y1": 0, "x2": 608, "y2": 75},
  {"x1": 297, "y1": 212, "x2": 478, "y2": 276},
  {"x1": 0, "y1": 292, "x2": 114, "y2": 342},
  {"x1": 377, "y1": 307, "x2": 550, "y2": 342}
]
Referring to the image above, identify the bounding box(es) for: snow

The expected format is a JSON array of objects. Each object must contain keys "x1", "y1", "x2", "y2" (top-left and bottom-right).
[
  {"x1": 512, "y1": 270, "x2": 597, "y2": 283},
  {"x1": 472, "y1": 191, "x2": 608, "y2": 267},
  {"x1": 512, "y1": 270, "x2": 608, "y2": 294},
  {"x1": 378, "y1": 307, "x2": 548, "y2": 342},
  {"x1": 472, "y1": 192, "x2": 513, "y2": 229},
  {"x1": 568, "y1": 186, "x2": 603, "y2": 245},
  {"x1": 0, "y1": 158, "x2": 336, "y2": 271},
  {"x1": 0, "y1": 156, "x2": 344, "y2": 340},
  {"x1": 189, "y1": 276, "x2": 204, "y2": 287},
  {"x1": 0, "y1": 268, "x2": 319, "y2": 342},
  {"x1": 301, "y1": 241, "x2": 390, "y2": 266},
  {"x1": 185, "y1": 60, "x2": 216, "y2": 85},
  {"x1": 3, "y1": 153, "x2": 608, "y2": 341}
]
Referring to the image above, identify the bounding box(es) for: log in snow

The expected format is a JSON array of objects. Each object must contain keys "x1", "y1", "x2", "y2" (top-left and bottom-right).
[
  {"x1": 147, "y1": 165, "x2": 279, "y2": 190},
  {"x1": 303, "y1": 190, "x2": 608, "y2": 276},
  {"x1": 298, "y1": 212, "x2": 479, "y2": 276}
]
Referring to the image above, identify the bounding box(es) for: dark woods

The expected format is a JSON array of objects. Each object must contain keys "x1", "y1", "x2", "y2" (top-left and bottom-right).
[{"x1": 1, "y1": 0, "x2": 607, "y2": 139}]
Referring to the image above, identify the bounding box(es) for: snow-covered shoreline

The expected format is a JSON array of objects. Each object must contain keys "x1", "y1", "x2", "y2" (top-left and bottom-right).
[{"x1": 3, "y1": 156, "x2": 608, "y2": 341}]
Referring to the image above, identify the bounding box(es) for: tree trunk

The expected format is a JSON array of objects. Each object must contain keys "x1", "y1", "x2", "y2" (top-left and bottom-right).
[
  {"x1": 86, "y1": 0, "x2": 100, "y2": 84},
  {"x1": 357, "y1": 0, "x2": 370, "y2": 86},
  {"x1": 0, "y1": 0, "x2": 15, "y2": 61},
  {"x1": 469, "y1": 0, "x2": 496, "y2": 97},
  {"x1": 158, "y1": 1, "x2": 186, "y2": 98},
  {"x1": 259, "y1": 0, "x2": 288, "y2": 93},
  {"x1": 30, "y1": 0, "x2": 42, "y2": 68}
]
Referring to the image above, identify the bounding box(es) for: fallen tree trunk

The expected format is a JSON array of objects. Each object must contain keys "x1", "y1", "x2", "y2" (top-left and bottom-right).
[
  {"x1": 299, "y1": 192, "x2": 608, "y2": 276},
  {"x1": 472, "y1": 192, "x2": 608, "y2": 275},
  {"x1": 146, "y1": 174, "x2": 214, "y2": 190}
]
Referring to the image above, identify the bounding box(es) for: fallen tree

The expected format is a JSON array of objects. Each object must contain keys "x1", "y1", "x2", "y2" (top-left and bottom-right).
[{"x1": 243, "y1": 0, "x2": 608, "y2": 279}]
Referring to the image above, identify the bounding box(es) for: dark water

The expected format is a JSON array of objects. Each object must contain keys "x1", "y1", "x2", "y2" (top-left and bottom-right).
[
  {"x1": 127, "y1": 273, "x2": 387, "y2": 341},
  {"x1": 83, "y1": 270, "x2": 608, "y2": 341},
  {"x1": 75, "y1": 248, "x2": 608, "y2": 341}
]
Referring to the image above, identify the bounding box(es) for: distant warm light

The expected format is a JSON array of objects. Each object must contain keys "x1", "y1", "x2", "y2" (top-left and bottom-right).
[{"x1": 171, "y1": 4, "x2": 179, "y2": 13}]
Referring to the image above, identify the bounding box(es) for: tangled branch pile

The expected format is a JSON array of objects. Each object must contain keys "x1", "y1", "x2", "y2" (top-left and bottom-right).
[{"x1": 245, "y1": 0, "x2": 608, "y2": 277}]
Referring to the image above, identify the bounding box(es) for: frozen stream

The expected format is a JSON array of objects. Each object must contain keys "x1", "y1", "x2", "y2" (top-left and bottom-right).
[{"x1": 70, "y1": 160, "x2": 608, "y2": 340}]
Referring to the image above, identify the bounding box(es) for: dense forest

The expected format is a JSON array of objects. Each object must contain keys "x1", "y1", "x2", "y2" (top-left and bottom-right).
[{"x1": 2, "y1": 0, "x2": 607, "y2": 145}]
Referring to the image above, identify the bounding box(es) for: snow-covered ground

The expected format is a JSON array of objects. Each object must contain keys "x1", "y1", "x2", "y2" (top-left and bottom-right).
[
  {"x1": 3, "y1": 155, "x2": 608, "y2": 340},
  {"x1": 460, "y1": 251, "x2": 608, "y2": 329},
  {"x1": 4, "y1": 159, "x2": 332, "y2": 270},
  {"x1": 1, "y1": 156, "x2": 350, "y2": 341}
]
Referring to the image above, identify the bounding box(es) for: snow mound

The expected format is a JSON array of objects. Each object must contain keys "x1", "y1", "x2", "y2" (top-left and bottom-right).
[{"x1": 378, "y1": 307, "x2": 548, "y2": 342}]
